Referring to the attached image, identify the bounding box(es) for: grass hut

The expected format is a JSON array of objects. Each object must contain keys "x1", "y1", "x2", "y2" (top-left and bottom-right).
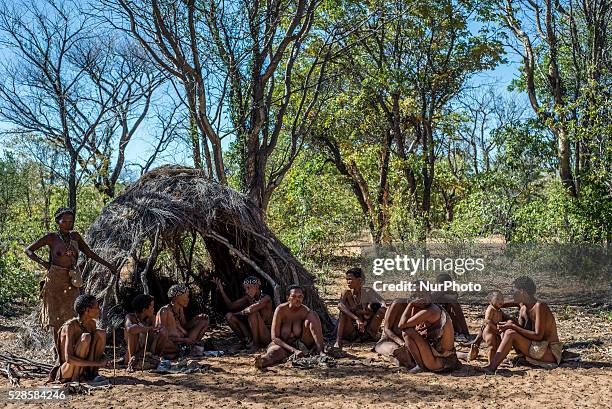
[{"x1": 81, "y1": 165, "x2": 333, "y2": 333}]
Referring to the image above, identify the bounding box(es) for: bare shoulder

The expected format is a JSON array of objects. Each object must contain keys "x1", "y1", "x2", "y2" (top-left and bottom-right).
[
  {"x1": 259, "y1": 294, "x2": 272, "y2": 304},
  {"x1": 157, "y1": 305, "x2": 171, "y2": 317},
  {"x1": 70, "y1": 231, "x2": 85, "y2": 242},
  {"x1": 31, "y1": 233, "x2": 54, "y2": 246},
  {"x1": 275, "y1": 302, "x2": 290, "y2": 314},
  {"x1": 535, "y1": 301, "x2": 552, "y2": 315},
  {"x1": 61, "y1": 318, "x2": 79, "y2": 335}
]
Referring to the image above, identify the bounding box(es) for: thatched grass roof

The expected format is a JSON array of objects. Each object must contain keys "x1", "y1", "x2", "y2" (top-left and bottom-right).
[{"x1": 82, "y1": 165, "x2": 333, "y2": 332}]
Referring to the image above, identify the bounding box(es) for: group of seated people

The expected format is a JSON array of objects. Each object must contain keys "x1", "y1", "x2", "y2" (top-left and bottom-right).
[{"x1": 49, "y1": 269, "x2": 562, "y2": 382}]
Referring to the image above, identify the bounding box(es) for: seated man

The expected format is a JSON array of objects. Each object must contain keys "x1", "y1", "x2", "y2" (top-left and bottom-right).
[
  {"x1": 334, "y1": 267, "x2": 386, "y2": 349},
  {"x1": 374, "y1": 299, "x2": 414, "y2": 368},
  {"x1": 213, "y1": 276, "x2": 273, "y2": 350},
  {"x1": 156, "y1": 284, "x2": 209, "y2": 358},
  {"x1": 468, "y1": 290, "x2": 517, "y2": 363},
  {"x1": 125, "y1": 294, "x2": 169, "y2": 369},
  {"x1": 399, "y1": 287, "x2": 459, "y2": 373},
  {"x1": 435, "y1": 273, "x2": 471, "y2": 341},
  {"x1": 51, "y1": 294, "x2": 110, "y2": 383},
  {"x1": 481, "y1": 276, "x2": 562, "y2": 373},
  {"x1": 254, "y1": 285, "x2": 325, "y2": 369}
]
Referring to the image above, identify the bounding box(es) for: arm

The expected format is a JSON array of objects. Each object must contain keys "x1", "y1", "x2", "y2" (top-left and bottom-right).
[
  {"x1": 270, "y1": 307, "x2": 299, "y2": 354},
  {"x1": 212, "y1": 278, "x2": 247, "y2": 310},
  {"x1": 125, "y1": 315, "x2": 157, "y2": 335},
  {"x1": 62, "y1": 325, "x2": 107, "y2": 368},
  {"x1": 383, "y1": 305, "x2": 404, "y2": 346},
  {"x1": 338, "y1": 291, "x2": 360, "y2": 321},
  {"x1": 398, "y1": 307, "x2": 432, "y2": 330},
  {"x1": 483, "y1": 305, "x2": 497, "y2": 324},
  {"x1": 239, "y1": 294, "x2": 272, "y2": 315},
  {"x1": 498, "y1": 304, "x2": 547, "y2": 341},
  {"x1": 158, "y1": 307, "x2": 190, "y2": 342},
  {"x1": 74, "y1": 233, "x2": 117, "y2": 274},
  {"x1": 24, "y1": 234, "x2": 52, "y2": 270}
]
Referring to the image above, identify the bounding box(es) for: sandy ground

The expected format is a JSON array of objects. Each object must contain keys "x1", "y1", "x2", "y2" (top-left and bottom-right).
[{"x1": 1, "y1": 254, "x2": 611, "y2": 408}]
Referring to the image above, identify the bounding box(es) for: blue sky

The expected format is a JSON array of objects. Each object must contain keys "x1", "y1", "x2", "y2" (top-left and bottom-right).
[{"x1": 0, "y1": 3, "x2": 526, "y2": 176}]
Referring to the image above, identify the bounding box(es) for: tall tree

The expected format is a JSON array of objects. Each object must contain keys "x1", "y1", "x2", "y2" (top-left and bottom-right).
[
  {"x1": 0, "y1": 0, "x2": 163, "y2": 208},
  {"x1": 104, "y1": 0, "x2": 335, "y2": 210},
  {"x1": 313, "y1": 0, "x2": 503, "y2": 241},
  {"x1": 501, "y1": 0, "x2": 612, "y2": 196}
]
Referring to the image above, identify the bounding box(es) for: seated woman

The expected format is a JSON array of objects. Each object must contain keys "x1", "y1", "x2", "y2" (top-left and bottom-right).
[
  {"x1": 51, "y1": 295, "x2": 111, "y2": 383},
  {"x1": 398, "y1": 287, "x2": 459, "y2": 373},
  {"x1": 124, "y1": 294, "x2": 169, "y2": 369},
  {"x1": 213, "y1": 276, "x2": 273, "y2": 350},
  {"x1": 254, "y1": 285, "x2": 325, "y2": 369},
  {"x1": 334, "y1": 267, "x2": 386, "y2": 349},
  {"x1": 156, "y1": 284, "x2": 209, "y2": 358},
  {"x1": 374, "y1": 299, "x2": 414, "y2": 368},
  {"x1": 481, "y1": 276, "x2": 562, "y2": 373}
]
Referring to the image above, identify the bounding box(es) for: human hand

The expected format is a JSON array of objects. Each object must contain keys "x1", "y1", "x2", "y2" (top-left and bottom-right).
[
  {"x1": 148, "y1": 326, "x2": 161, "y2": 334},
  {"x1": 109, "y1": 265, "x2": 118, "y2": 275},
  {"x1": 212, "y1": 277, "x2": 223, "y2": 290},
  {"x1": 293, "y1": 349, "x2": 304, "y2": 358},
  {"x1": 357, "y1": 320, "x2": 366, "y2": 333},
  {"x1": 497, "y1": 321, "x2": 514, "y2": 332}
]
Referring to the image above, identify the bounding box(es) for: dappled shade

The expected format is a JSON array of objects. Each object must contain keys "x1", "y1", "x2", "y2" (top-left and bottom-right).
[{"x1": 81, "y1": 165, "x2": 333, "y2": 332}]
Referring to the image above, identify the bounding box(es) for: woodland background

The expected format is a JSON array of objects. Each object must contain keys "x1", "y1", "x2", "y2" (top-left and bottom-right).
[{"x1": 0, "y1": 0, "x2": 609, "y2": 310}]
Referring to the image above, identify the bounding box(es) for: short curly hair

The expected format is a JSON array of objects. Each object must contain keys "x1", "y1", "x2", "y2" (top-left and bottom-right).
[
  {"x1": 286, "y1": 284, "x2": 304, "y2": 296},
  {"x1": 513, "y1": 276, "x2": 536, "y2": 296},
  {"x1": 132, "y1": 294, "x2": 154, "y2": 314},
  {"x1": 74, "y1": 294, "x2": 97, "y2": 316},
  {"x1": 346, "y1": 267, "x2": 363, "y2": 278}
]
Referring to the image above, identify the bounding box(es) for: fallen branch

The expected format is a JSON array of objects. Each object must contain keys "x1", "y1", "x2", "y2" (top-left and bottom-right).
[{"x1": 0, "y1": 352, "x2": 54, "y2": 381}]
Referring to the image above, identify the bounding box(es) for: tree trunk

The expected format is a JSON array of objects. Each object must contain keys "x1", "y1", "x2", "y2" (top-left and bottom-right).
[
  {"x1": 557, "y1": 126, "x2": 577, "y2": 196},
  {"x1": 68, "y1": 155, "x2": 78, "y2": 211},
  {"x1": 420, "y1": 120, "x2": 435, "y2": 233}
]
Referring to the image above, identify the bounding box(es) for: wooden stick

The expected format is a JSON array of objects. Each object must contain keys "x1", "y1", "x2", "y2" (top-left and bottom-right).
[
  {"x1": 112, "y1": 328, "x2": 116, "y2": 381},
  {"x1": 142, "y1": 331, "x2": 150, "y2": 371}
]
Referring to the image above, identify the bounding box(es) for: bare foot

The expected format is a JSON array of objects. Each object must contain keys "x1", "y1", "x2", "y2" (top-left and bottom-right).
[
  {"x1": 475, "y1": 365, "x2": 496, "y2": 375},
  {"x1": 468, "y1": 344, "x2": 479, "y2": 361},
  {"x1": 254, "y1": 355, "x2": 266, "y2": 369},
  {"x1": 408, "y1": 364, "x2": 424, "y2": 374},
  {"x1": 247, "y1": 344, "x2": 260, "y2": 354}
]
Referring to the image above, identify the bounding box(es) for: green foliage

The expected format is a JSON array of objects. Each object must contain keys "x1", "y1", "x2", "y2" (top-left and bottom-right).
[
  {"x1": 0, "y1": 251, "x2": 38, "y2": 311},
  {"x1": 267, "y1": 153, "x2": 365, "y2": 264},
  {"x1": 0, "y1": 153, "x2": 107, "y2": 309}
]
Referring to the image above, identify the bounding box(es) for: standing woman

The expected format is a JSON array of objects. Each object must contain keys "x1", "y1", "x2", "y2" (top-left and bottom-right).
[{"x1": 25, "y1": 207, "x2": 117, "y2": 356}]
